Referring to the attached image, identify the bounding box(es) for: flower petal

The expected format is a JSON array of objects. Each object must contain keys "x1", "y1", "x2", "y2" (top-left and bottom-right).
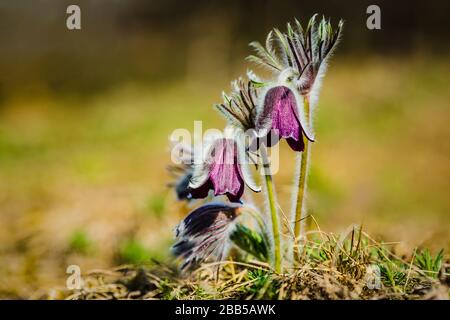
[
  {"x1": 286, "y1": 137, "x2": 305, "y2": 152},
  {"x1": 188, "y1": 138, "x2": 250, "y2": 202},
  {"x1": 257, "y1": 85, "x2": 314, "y2": 149},
  {"x1": 256, "y1": 86, "x2": 300, "y2": 141},
  {"x1": 189, "y1": 178, "x2": 213, "y2": 199},
  {"x1": 208, "y1": 139, "x2": 244, "y2": 201}
]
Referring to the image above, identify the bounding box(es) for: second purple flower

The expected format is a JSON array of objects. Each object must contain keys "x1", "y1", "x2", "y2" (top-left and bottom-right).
[{"x1": 189, "y1": 135, "x2": 260, "y2": 203}]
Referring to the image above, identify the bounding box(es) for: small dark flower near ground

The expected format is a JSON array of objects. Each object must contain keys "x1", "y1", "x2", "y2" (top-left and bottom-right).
[{"x1": 172, "y1": 202, "x2": 242, "y2": 270}]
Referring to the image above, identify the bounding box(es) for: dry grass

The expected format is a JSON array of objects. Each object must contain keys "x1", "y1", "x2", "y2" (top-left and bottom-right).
[{"x1": 50, "y1": 227, "x2": 449, "y2": 300}]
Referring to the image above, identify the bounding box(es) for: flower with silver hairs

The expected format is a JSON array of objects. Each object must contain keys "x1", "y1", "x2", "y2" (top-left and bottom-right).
[
  {"x1": 189, "y1": 130, "x2": 260, "y2": 203},
  {"x1": 214, "y1": 74, "x2": 312, "y2": 153},
  {"x1": 255, "y1": 84, "x2": 315, "y2": 152},
  {"x1": 172, "y1": 202, "x2": 242, "y2": 270},
  {"x1": 248, "y1": 15, "x2": 343, "y2": 97},
  {"x1": 214, "y1": 76, "x2": 260, "y2": 132}
]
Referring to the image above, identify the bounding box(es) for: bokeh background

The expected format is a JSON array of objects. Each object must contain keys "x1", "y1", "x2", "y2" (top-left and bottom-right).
[{"x1": 0, "y1": 0, "x2": 449, "y2": 298}]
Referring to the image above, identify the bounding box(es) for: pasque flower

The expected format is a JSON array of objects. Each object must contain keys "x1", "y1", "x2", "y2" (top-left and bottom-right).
[
  {"x1": 170, "y1": 15, "x2": 343, "y2": 273},
  {"x1": 172, "y1": 202, "x2": 241, "y2": 270},
  {"x1": 248, "y1": 15, "x2": 343, "y2": 98},
  {"x1": 189, "y1": 130, "x2": 260, "y2": 203},
  {"x1": 255, "y1": 84, "x2": 315, "y2": 152},
  {"x1": 215, "y1": 65, "x2": 315, "y2": 153}
]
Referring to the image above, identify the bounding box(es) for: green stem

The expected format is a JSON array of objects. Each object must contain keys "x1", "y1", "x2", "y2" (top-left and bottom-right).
[
  {"x1": 294, "y1": 97, "x2": 311, "y2": 241},
  {"x1": 260, "y1": 147, "x2": 282, "y2": 273}
]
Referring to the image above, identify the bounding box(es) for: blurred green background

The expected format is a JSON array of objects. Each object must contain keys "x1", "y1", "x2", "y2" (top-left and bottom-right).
[{"x1": 0, "y1": 0, "x2": 449, "y2": 298}]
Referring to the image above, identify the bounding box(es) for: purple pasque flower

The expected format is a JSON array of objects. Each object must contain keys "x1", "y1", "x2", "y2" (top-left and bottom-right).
[
  {"x1": 172, "y1": 202, "x2": 241, "y2": 270},
  {"x1": 189, "y1": 131, "x2": 260, "y2": 203},
  {"x1": 248, "y1": 15, "x2": 343, "y2": 97},
  {"x1": 255, "y1": 84, "x2": 314, "y2": 152}
]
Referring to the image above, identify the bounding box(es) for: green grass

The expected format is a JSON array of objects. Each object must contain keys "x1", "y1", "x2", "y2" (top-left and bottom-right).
[
  {"x1": 415, "y1": 248, "x2": 444, "y2": 279},
  {"x1": 117, "y1": 239, "x2": 153, "y2": 265},
  {"x1": 61, "y1": 227, "x2": 449, "y2": 300},
  {"x1": 68, "y1": 230, "x2": 93, "y2": 255}
]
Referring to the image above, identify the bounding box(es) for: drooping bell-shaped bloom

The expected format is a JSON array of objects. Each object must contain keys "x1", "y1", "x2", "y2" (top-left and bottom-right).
[
  {"x1": 172, "y1": 202, "x2": 241, "y2": 270},
  {"x1": 255, "y1": 85, "x2": 314, "y2": 152},
  {"x1": 189, "y1": 135, "x2": 260, "y2": 203}
]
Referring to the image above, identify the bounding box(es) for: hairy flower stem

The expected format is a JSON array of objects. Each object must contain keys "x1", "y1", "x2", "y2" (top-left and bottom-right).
[
  {"x1": 293, "y1": 97, "x2": 311, "y2": 243},
  {"x1": 260, "y1": 147, "x2": 282, "y2": 273}
]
